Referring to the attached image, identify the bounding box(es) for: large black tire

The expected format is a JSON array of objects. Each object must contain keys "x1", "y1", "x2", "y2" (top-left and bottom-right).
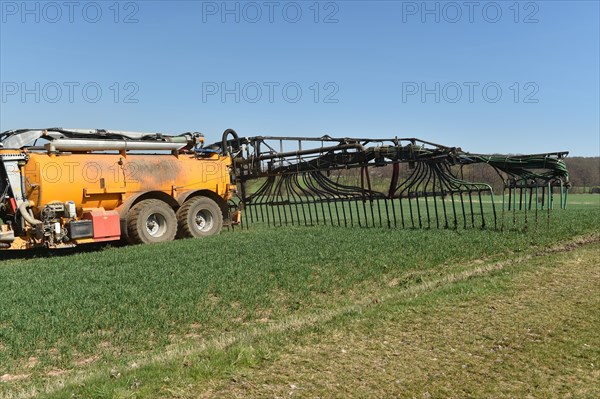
[
  {"x1": 176, "y1": 196, "x2": 223, "y2": 238},
  {"x1": 127, "y1": 199, "x2": 177, "y2": 244}
]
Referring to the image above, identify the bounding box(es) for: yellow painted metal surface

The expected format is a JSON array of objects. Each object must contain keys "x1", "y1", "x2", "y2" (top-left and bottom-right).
[
  {"x1": 23, "y1": 151, "x2": 233, "y2": 214},
  {"x1": 0, "y1": 150, "x2": 22, "y2": 156}
]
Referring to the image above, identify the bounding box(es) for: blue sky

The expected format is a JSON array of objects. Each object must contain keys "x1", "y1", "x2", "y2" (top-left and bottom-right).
[{"x1": 0, "y1": 0, "x2": 598, "y2": 156}]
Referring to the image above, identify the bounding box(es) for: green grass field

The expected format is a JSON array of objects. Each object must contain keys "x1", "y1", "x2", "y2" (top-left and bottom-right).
[{"x1": 0, "y1": 195, "x2": 598, "y2": 398}]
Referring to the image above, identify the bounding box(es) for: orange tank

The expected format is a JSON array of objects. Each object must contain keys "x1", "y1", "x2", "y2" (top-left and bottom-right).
[{"x1": 24, "y1": 152, "x2": 233, "y2": 212}]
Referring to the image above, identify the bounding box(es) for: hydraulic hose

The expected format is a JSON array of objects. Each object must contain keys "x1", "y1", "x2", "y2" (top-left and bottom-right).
[
  {"x1": 221, "y1": 129, "x2": 240, "y2": 156},
  {"x1": 18, "y1": 201, "x2": 43, "y2": 226}
]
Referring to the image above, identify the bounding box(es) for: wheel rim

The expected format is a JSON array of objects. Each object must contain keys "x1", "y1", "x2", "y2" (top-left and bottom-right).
[
  {"x1": 194, "y1": 209, "x2": 214, "y2": 232},
  {"x1": 146, "y1": 213, "x2": 168, "y2": 237}
]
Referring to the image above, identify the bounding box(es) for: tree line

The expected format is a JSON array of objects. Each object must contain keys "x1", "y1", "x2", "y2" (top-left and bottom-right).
[{"x1": 564, "y1": 157, "x2": 600, "y2": 193}]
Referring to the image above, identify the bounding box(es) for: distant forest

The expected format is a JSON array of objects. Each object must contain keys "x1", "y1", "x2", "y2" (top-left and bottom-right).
[
  {"x1": 564, "y1": 157, "x2": 600, "y2": 193},
  {"x1": 453, "y1": 156, "x2": 600, "y2": 194}
]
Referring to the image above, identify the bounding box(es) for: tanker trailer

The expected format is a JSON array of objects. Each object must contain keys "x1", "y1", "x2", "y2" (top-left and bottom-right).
[{"x1": 0, "y1": 128, "x2": 239, "y2": 250}]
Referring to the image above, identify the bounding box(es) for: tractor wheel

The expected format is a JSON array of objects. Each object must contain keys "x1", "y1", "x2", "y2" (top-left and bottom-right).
[
  {"x1": 177, "y1": 196, "x2": 223, "y2": 238},
  {"x1": 127, "y1": 199, "x2": 177, "y2": 244}
]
